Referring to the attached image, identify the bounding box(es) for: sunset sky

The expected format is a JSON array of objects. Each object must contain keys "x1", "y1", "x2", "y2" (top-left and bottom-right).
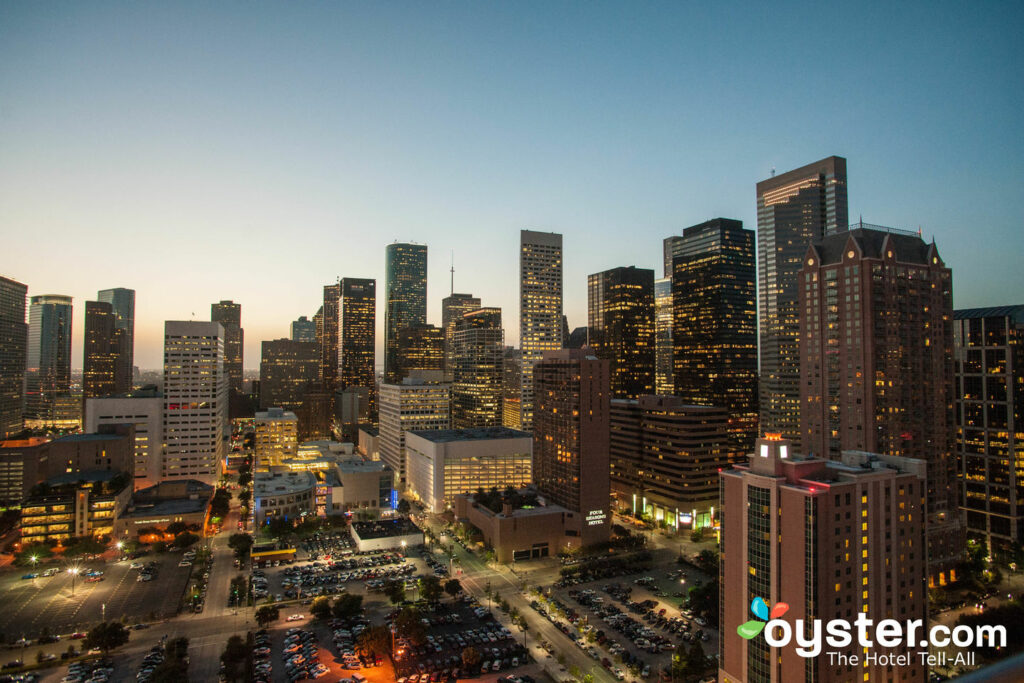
[{"x1": 2, "y1": 1, "x2": 1021, "y2": 369}]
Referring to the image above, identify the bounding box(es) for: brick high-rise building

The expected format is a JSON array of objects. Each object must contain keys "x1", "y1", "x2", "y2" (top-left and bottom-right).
[
  {"x1": 955, "y1": 305, "x2": 1024, "y2": 559},
  {"x1": 610, "y1": 397, "x2": 735, "y2": 529},
  {"x1": 211, "y1": 300, "x2": 243, "y2": 394},
  {"x1": 0, "y1": 276, "x2": 27, "y2": 439},
  {"x1": 520, "y1": 230, "x2": 563, "y2": 429},
  {"x1": 384, "y1": 242, "x2": 428, "y2": 383},
  {"x1": 800, "y1": 224, "x2": 960, "y2": 584},
  {"x1": 452, "y1": 308, "x2": 504, "y2": 428},
  {"x1": 533, "y1": 348, "x2": 610, "y2": 547},
  {"x1": 719, "y1": 436, "x2": 927, "y2": 683},
  {"x1": 757, "y1": 156, "x2": 848, "y2": 448},
  {"x1": 587, "y1": 266, "x2": 655, "y2": 399},
  {"x1": 671, "y1": 218, "x2": 758, "y2": 452}
]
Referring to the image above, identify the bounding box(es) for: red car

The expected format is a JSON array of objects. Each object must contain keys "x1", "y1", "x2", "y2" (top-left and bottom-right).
[
  {"x1": 85, "y1": 576, "x2": 104, "y2": 583},
  {"x1": 70, "y1": 633, "x2": 86, "y2": 640}
]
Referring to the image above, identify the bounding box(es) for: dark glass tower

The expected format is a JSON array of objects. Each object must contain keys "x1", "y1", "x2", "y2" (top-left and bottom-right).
[
  {"x1": 384, "y1": 242, "x2": 427, "y2": 383},
  {"x1": 211, "y1": 300, "x2": 243, "y2": 394},
  {"x1": 452, "y1": 307, "x2": 504, "y2": 428},
  {"x1": 321, "y1": 284, "x2": 341, "y2": 392},
  {"x1": 339, "y1": 278, "x2": 376, "y2": 420},
  {"x1": 97, "y1": 287, "x2": 135, "y2": 388},
  {"x1": 441, "y1": 293, "x2": 480, "y2": 374},
  {"x1": 83, "y1": 300, "x2": 119, "y2": 401},
  {"x1": 24, "y1": 295, "x2": 73, "y2": 426},
  {"x1": 0, "y1": 276, "x2": 27, "y2": 438},
  {"x1": 259, "y1": 339, "x2": 319, "y2": 411},
  {"x1": 587, "y1": 266, "x2": 655, "y2": 399},
  {"x1": 671, "y1": 218, "x2": 758, "y2": 452},
  {"x1": 396, "y1": 324, "x2": 445, "y2": 379},
  {"x1": 756, "y1": 156, "x2": 848, "y2": 447}
]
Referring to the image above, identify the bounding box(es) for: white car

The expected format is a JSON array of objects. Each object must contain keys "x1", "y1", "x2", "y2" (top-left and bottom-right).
[{"x1": 286, "y1": 614, "x2": 304, "y2": 622}]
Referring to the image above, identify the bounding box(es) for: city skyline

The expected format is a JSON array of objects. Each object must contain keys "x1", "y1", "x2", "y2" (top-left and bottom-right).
[{"x1": 1, "y1": 4, "x2": 1021, "y2": 370}]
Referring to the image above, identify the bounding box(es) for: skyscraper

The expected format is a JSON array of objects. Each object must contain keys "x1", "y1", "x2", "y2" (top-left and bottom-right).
[
  {"x1": 800, "y1": 223, "x2": 960, "y2": 583},
  {"x1": 955, "y1": 305, "x2": 1024, "y2": 559},
  {"x1": 533, "y1": 348, "x2": 610, "y2": 547},
  {"x1": 452, "y1": 307, "x2": 504, "y2": 428},
  {"x1": 757, "y1": 156, "x2": 848, "y2": 447},
  {"x1": 654, "y1": 277, "x2": 673, "y2": 395},
  {"x1": 587, "y1": 266, "x2": 655, "y2": 399},
  {"x1": 24, "y1": 294, "x2": 73, "y2": 428},
  {"x1": 320, "y1": 284, "x2": 340, "y2": 392},
  {"x1": 211, "y1": 300, "x2": 243, "y2": 394},
  {"x1": 672, "y1": 218, "x2": 758, "y2": 452},
  {"x1": 259, "y1": 339, "x2": 319, "y2": 411},
  {"x1": 502, "y1": 347, "x2": 522, "y2": 429},
  {"x1": 384, "y1": 242, "x2": 428, "y2": 383},
  {"x1": 83, "y1": 300, "x2": 119, "y2": 403},
  {"x1": 519, "y1": 230, "x2": 563, "y2": 429},
  {"x1": 396, "y1": 324, "x2": 445, "y2": 379},
  {"x1": 441, "y1": 293, "x2": 481, "y2": 374},
  {"x1": 379, "y1": 379, "x2": 450, "y2": 490},
  {"x1": 290, "y1": 315, "x2": 316, "y2": 342},
  {"x1": 338, "y1": 278, "x2": 376, "y2": 419},
  {"x1": 162, "y1": 320, "x2": 228, "y2": 485},
  {"x1": 0, "y1": 276, "x2": 27, "y2": 439},
  {"x1": 97, "y1": 287, "x2": 135, "y2": 386},
  {"x1": 719, "y1": 436, "x2": 927, "y2": 683}
]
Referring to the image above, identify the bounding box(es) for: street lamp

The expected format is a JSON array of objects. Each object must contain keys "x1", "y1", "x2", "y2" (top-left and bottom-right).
[
  {"x1": 400, "y1": 540, "x2": 406, "y2": 558},
  {"x1": 68, "y1": 566, "x2": 80, "y2": 596}
]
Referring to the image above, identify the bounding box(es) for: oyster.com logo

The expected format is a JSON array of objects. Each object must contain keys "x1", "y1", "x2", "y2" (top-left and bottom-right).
[{"x1": 737, "y1": 596, "x2": 788, "y2": 639}]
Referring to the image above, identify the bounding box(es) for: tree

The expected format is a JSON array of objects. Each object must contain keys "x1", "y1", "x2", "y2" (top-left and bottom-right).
[
  {"x1": 255, "y1": 604, "x2": 280, "y2": 627},
  {"x1": 166, "y1": 521, "x2": 189, "y2": 536},
  {"x1": 237, "y1": 472, "x2": 252, "y2": 487},
  {"x1": 695, "y1": 548, "x2": 718, "y2": 575},
  {"x1": 84, "y1": 622, "x2": 130, "y2": 653},
  {"x1": 227, "y1": 533, "x2": 254, "y2": 560},
  {"x1": 62, "y1": 536, "x2": 106, "y2": 558},
  {"x1": 220, "y1": 634, "x2": 250, "y2": 683},
  {"x1": 396, "y1": 499, "x2": 411, "y2": 514},
  {"x1": 419, "y1": 575, "x2": 443, "y2": 603},
  {"x1": 356, "y1": 624, "x2": 390, "y2": 656},
  {"x1": 310, "y1": 596, "x2": 332, "y2": 620},
  {"x1": 332, "y1": 593, "x2": 364, "y2": 620},
  {"x1": 394, "y1": 607, "x2": 427, "y2": 646},
  {"x1": 210, "y1": 488, "x2": 231, "y2": 518},
  {"x1": 686, "y1": 579, "x2": 720, "y2": 629},
  {"x1": 444, "y1": 578, "x2": 462, "y2": 599},
  {"x1": 173, "y1": 531, "x2": 200, "y2": 548},
  {"x1": 14, "y1": 543, "x2": 52, "y2": 566},
  {"x1": 690, "y1": 527, "x2": 705, "y2": 543},
  {"x1": 151, "y1": 541, "x2": 167, "y2": 553},
  {"x1": 384, "y1": 579, "x2": 406, "y2": 605},
  {"x1": 461, "y1": 646, "x2": 481, "y2": 671}
]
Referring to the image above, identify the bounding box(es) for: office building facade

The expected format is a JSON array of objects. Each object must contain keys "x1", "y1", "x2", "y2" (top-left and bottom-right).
[
  {"x1": 800, "y1": 225, "x2": 959, "y2": 583},
  {"x1": 259, "y1": 339, "x2": 319, "y2": 411},
  {"x1": 654, "y1": 277, "x2": 673, "y2": 395},
  {"x1": 378, "y1": 380, "x2": 450, "y2": 490},
  {"x1": 396, "y1": 324, "x2": 445, "y2": 379},
  {"x1": 672, "y1": 218, "x2": 758, "y2": 451},
  {"x1": 442, "y1": 293, "x2": 481, "y2": 374},
  {"x1": 254, "y1": 408, "x2": 298, "y2": 468},
  {"x1": 320, "y1": 284, "x2": 341, "y2": 392},
  {"x1": 384, "y1": 242, "x2": 428, "y2": 383},
  {"x1": 83, "y1": 301, "x2": 120, "y2": 402},
  {"x1": 520, "y1": 230, "x2": 563, "y2": 429},
  {"x1": 338, "y1": 277, "x2": 377, "y2": 419},
  {"x1": 452, "y1": 308, "x2": 504, "y2": 428},
  {"x1": 97, "y1": 287, "x2": 135, "y2": 386},
  {"x1": 0, "y1": 277, "x2": 27, "y2": 439},
  {"x1": 955, "y1": 305, "x2": 1024, "y2": 559},
  {"x1": 85, "y1": 387, "x2": 163, "y2": 490},
  {"x1": 211, "y1": 300, "x2": 243, "y2": 394},
  {"x1": 162, "y1": 321, "x2": 228, "y2": 484},
  {"x1": 587, "y1": 266, "x2": 655, "y2": 399},
  {"x1": 291, "y1": 315, "x2": 316, "y2": 342},
  {"x1": 24, "y1": 295, "x2": 73, "y2": 428},
  {"x1": 757, "y1": 156, "x2": 848, "y2": 447}
]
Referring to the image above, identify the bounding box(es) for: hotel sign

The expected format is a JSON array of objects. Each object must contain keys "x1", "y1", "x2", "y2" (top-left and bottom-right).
[{"x1": 586, "y1": 509, "x2": 606, "y2": 526}]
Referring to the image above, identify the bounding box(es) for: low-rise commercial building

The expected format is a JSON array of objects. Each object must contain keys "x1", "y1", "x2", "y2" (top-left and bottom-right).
[
  {"x1": 453, "y1": 490, "x2": 585, "y2": 562},
  {"x1": 84, "y1": 386, "x2": 162, "y2": 490},
  {"x1": 114, "y1": 479, "x2": 214, "y2": 540},
  {"x1": 252, "y1": 470, "x2": 317, "y2": 525},
  {"x1": 20, "y1": 470, "x2": 133, "y2": 544},
  {"x1": 350, "y1": 518, "x2": 423, "y2": 552},
  {"x1": 405, "y1": 427, "x2": 532, "y2": 513}
]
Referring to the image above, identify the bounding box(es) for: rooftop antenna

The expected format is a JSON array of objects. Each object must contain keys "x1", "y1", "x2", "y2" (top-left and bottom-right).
[{"x1": 450, "y1": 250, "x2": 455, "y2": 296}]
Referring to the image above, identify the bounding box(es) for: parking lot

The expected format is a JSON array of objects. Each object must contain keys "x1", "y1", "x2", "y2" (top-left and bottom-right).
[{"x1": 0, "y1": 553, "x2": 193, "y2": 639}]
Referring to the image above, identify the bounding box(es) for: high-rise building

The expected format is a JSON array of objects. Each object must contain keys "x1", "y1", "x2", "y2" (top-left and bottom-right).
[
  {"x1": 254, "y1": 407, "x2": 298, "y2": 468},
  {"x1": 672, "y1": 218, "x2": 758, "y2": 452},
  {"x1": 384, "y1": 243, "x2": 428, "y2": 383},
  {"x1": 800, "y1": 224, "x2": 959, "y2": 584},
  {"x1": 338, "y1": 278, "x2": 376, "y2": 419},
  {"x1": 396, "y1": 324, "x2": 445, "y2": 379},
  {"x1": 502, "y1": 347, "x2": 522, "y2": 429},
  {"x1": 378, "y1": 379, "x2": 450, "y2": 490},
  {"x1": 211, "y1": 300, "x2": 243, "y2": 394},
  {"x1": 719, "y1": 436, "x2": 927, "y2": 683},
  {"x1": 520, "y1": 230, "x2": 563, "y2": 429},
  {"x1": 587, "y1": 266, "x2": 655, "y2": 399},
  {"x1": 757, "y1": 156, "x2": 848, "y2": 447},
  {"x1": 654, "y1": 277, "x2": 673, "y2": 395},
  {"x1": 259, "y1": 339, "x2": 319, "y2": 411},
  {"x1": 954, "y1": 305, "x2": 1024, "y2": 560},
  {"x1": 291, "y1": 315, "x2": 316, "y2": 343},
  {"x1": 83, "y1": 301, "x2": 119, "y2": 402},
  {"x1": 610, "y1": 397, "x2": 735, "y2": 528},
  {"x1": 442, "y1": 293, "x2": 481, "y2": 374},
  {"x1": 24, "y1": 295, "x2": 73, "y2": 428},
  {"x1": 162, "y1": 321, "x2": 228, "y2": 485},
  {"x1": 533, "y1": 348, "x2": 610, "y2": 546},
  {"x1": 0, "y1": 276, "x2": 27, "y2": 439},
  {"x1": 85, "y1": 386, "x2": 163, "y2": 490},
  {"x1": 97, "y1": 287, "x2": 135, "y2": 387},
  {"x1": 320, "y1": 284, "x2": 340, "y2": 392},
  {"x1": 452, "y1": 307, "x2": 504, "y2": 428}
]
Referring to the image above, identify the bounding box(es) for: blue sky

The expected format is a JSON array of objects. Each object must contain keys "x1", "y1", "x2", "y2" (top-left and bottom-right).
[{"x1": 1, "y1": 1, "x2": 1021, "y2": 369}]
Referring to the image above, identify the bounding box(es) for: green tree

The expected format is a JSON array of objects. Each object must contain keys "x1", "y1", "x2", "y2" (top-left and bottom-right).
[
  {"x1": 310, "y1": 596, "x2": 332, "y2": 620},
  {"x1": 356, "y1": 624, "x2": 391, "y2": 656},
  {"x1": 173, "y1": 531, "x2": 200, "y2": 548},
  {"x1": 62, "y1": 536, "x2": 106, "y2": 558},
  {"x1": 14, "y1": 543, "x2": 52, "y2": 566},
  {"x1": 255, "y1": 604, "x2": 280, "y2": 627},
  {"x1": 443, "y1": 578, "x2": 462, "y2": 599},
  {"x1": 419, "y1": 575, "x2": 443, "y2": 603},
  {"x1": 332, "y1": 593, "x2": 364, "y2": 620},
  {"x1": 165, "y1": 521, "x2": 189, "y2": 536},
  {"x1": 220, "y1": 634, "x2": 250, "y2": 683},
  {"x1": 394, "y1": 606, "x2": 427, "y2": 646},
  {"x1": 210, "y1": 488, "x2": 231, "y2": 518},
  {"x1": 384, "y1": 579, "x2": 406, "y2": 605},
  {"x1": 396, "y1": 498, "x2": 411, "y2": 514},
  {"x1": 461, "y1": 646, "x2": 481, "y2": 671},
  {"x1": 84, "y1": 622, "x2": 130, "y2": 653},
  {"x1": 227, "y1": 533, "x2": 253, "y2": 559}
]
